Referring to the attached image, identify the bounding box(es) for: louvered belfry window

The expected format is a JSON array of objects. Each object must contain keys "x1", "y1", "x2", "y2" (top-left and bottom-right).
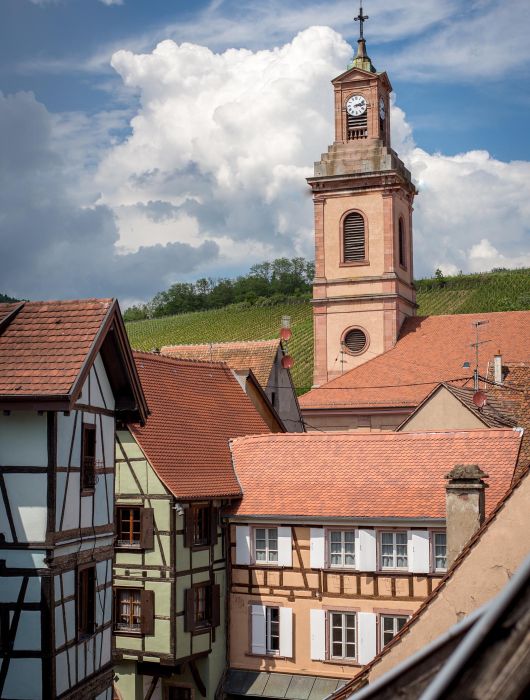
[
  {"x1": 343, "y1": 212, "x2": 366, "y2": 262},
  {"x1": 343, "y1": 329, "x2": 367, "y2": 354}
]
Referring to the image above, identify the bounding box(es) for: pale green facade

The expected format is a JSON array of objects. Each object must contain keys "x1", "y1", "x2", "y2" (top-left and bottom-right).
[{"x1": 113, "y1": 430, "x2": 228, "y2": 700}]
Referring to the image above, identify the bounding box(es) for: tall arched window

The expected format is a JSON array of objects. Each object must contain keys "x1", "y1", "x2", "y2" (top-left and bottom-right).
[
  {"x1": 343, "y1": 212, "x2": 366, "y2": 262},
  {"x1": 398, "y1": 218, "x2": 406, "y2": 268}
]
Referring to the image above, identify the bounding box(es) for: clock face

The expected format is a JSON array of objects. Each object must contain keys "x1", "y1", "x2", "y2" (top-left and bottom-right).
[
  {"x1": 346, "y1": 94, "x2": 367, "y2": 117},
  {"x1": 379, "y1": 97, "x2": 386, "y2": 120}
]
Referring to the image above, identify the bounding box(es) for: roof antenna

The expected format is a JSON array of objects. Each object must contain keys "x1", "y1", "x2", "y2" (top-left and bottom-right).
[{"x1": 470, "y1": 320, "x2": 491, "y2": 391}]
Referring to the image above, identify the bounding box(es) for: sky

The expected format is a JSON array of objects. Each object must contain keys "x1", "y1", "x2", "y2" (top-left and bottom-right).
[{"x1": 1, "y1": 0, "x2": 530, "y2": 307}]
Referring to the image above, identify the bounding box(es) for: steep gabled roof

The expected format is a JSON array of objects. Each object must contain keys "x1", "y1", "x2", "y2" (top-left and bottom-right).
[
  {"x1": 0, "y1": 298, "x2": 148, "y2": 421},
  {"x1": 300, "y1": 311, "x2": 530, "y2": 411},
  {"x1": 161, "y1": 339, "x2": 281, "y2": 387},
  {"x1": 130, "y1": 352, "x2": 271, "y2": 500},
  {"x1": 229, "y1": 429, "x2": 521, "y2": 519}
]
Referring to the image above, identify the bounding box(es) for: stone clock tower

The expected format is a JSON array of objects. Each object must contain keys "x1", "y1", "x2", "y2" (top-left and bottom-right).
[{"x1": 309, "y1": 15, "x2": 417, "y2": 386}]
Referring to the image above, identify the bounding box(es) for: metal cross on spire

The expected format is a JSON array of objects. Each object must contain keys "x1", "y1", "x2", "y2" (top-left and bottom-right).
[{"x1": 354, "y1": 3, "x2": 369, "y2": 41}]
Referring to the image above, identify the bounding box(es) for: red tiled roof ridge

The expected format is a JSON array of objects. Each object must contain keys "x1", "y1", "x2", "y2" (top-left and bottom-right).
[
  {"x1": 133, "y1": 350, "x2": 233, "y2": 371},
  {"x1": 0, "y1": 297, "x2": 114, "y2": 307}
]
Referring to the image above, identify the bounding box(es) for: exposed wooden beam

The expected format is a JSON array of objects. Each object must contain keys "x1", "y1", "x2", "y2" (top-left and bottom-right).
[{"x1": 189, "y1": 659, "x2": 207, "y2": 697}]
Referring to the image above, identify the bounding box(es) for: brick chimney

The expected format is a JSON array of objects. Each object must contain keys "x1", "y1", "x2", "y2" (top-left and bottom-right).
[{"x1": 445, "y1": 464, "x2": 488, "y2": 568}]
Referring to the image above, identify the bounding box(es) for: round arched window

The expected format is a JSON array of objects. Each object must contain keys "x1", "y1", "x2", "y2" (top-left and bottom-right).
[{"x1": 343, "y1": 328, "x2": 368, "y2": 355}]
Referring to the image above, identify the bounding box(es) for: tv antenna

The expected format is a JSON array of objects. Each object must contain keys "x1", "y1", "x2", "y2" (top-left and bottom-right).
[{"x1": 470, "y1": 320, "x2": 491, "y2": 391}]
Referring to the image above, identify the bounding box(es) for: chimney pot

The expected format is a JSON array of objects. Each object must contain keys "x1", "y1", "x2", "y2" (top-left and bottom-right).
[{"x1": 445, "y1": 464, "x2": 488, "y2": 568}]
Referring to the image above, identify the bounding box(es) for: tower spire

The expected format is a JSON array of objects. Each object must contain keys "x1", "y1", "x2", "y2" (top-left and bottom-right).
[{"x1": 349, "y1": 3, "x2": 376, "y2": 73}]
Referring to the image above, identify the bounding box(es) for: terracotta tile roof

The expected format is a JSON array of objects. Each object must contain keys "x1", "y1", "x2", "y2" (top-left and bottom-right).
[
  {"x1": 160, "y1": 339, "x2": 280, "y2": 387},
  {"x1": 229, "y1": 429, "x2": 521, "y2": 519},
  {"x1": 129, "y1": 352, "x2": 271, "y2": 499},
  {"x1": 300, "y1": 311, "x2": 530, "y2": 410},
  {"x1": 0, "y1": 298, "x2": 113, "y2": 397}
]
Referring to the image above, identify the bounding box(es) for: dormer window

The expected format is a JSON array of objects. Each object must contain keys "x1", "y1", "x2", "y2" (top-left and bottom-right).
[{"x1": 343, "y1": 212, "x2": 366, "y2": 262}]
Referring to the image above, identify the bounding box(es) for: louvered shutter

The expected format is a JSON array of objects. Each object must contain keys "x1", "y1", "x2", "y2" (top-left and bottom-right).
[
  {"x1": 310, "y1": 609, "x2": 326, "y2": 660},
  {"x1": 211, "y1": 583, "x2": 221, "y2": 628},
  {"x1": 358, "y1": 529, "x2": 377, "y2": 571},
  {"x1": 408, "y1": 530, "x2": 430, "y2": 573},
  {"x1": 310, "y1": 528, "x2": 325, "y2": 569},
  {"x1": 184, "y1": 587, "x2": 195, "y2": 632},
  {"x1": 343, "y1": 212, "x2": 365, "y2": 261},
  {"x1": 357, "y1": 612, "x2": 377, "y2": 665},
  {"x1": 140, "y1": 508, "x2": 154, "y2": 549},
  {"x1": 277, "y1": 527, "x2": 292, "y2": 567},
  {"x1": 184, "y1": 507, "x2": 193, "y2": 548},
  {"x1": 279, "y1": 607, "x2": 293, "y2": 658},
  {"x1": 235, "y1": 526, "x2": 251, "y2": 565},
  {"x1": 251, "y1": 605, "x2": 266, "y2": 655},
  {"x1": 140, "y1": 589, "x2": 155, "y2": 635}
]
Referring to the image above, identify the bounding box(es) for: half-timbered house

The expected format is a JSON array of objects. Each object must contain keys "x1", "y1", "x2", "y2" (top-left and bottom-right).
[
  {"x1": 223, "y1": 429, "x2": 522, "y2": 698},
  {"x1": 113, "y1": 353, "x2": 271, "y2": 700},
  {"x1": 0, "y1": 299, "x2": 147, "y2": 700}
]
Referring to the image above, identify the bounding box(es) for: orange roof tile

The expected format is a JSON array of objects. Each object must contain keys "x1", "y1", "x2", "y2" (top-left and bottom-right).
[
  {"x1": 230, "y1": 429, "x2": 522, "y2": 519},
  {"x1": 161, "y1": 339, "x2": 280, "y2": 387},
  {"x1": 300, "y1": 311, "x2": 530, "y2": 410},
  {"x1": 0, "y1": 298, "x2": 113, "y2": 397},
  {"x1": 129, "y1": 352, "x2": 271, "y2": 500}
]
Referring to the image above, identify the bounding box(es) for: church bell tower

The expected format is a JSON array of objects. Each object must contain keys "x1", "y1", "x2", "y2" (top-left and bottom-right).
[{"x1": 309, "y1": 6, "x2": 417, "y2": 386}]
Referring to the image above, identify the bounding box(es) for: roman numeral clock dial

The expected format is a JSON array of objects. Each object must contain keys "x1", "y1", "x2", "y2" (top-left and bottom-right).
[{"x1": 346, "y1": 94, "x2": 367, "y2": 117}]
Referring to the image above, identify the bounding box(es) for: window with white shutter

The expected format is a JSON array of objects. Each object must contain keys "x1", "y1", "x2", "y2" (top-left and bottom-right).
[
  {"x1": 329, "y1": 611, "x2": 357, "y2": 660},
  {"x1": 250, "y1": 605, "x2": 266, "y2": 655},
  {"x1": 277, "y1": 527, "x2": 292, "y2": 567},
  {"x1": 235, "y1": 525, "x2": 251, "y2": 565},
  {"x1": 310, "y1": 609, "x2": 326, "y2": 660},
  {"x1": 407, "y1": 530, "x2": 430, "y2": 574},
  {"x1": 433, "y1": 531, "x2": 447, "y2": 572},
  {"x1": 380, "y1": 531, "x2": 408, "y2": 570},
  {"x1": 328, "y1": 529, "x2": 356, "y2": 568},
  {"x1": 343, "y1": 212, "x2": 366, "y2": 262},
  {"x1": 357, "y1": 529, "x2": 376, "y2": 571},
  {"x1": 310, "y1": 528, "x2": 325, "y2": 569},
  {"x1": 279, "y1": 607, "x2": 293, "y2": 658},
  {"x1": 357, "y1": 612, "x2": 377, "y2": 665}
]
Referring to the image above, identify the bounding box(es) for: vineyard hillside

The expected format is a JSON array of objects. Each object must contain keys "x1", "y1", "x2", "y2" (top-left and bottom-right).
[{"x1": 126, "y1": 268, "x2": 530, "y2": 394}]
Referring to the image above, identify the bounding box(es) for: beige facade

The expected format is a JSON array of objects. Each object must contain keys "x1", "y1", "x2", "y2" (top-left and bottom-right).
[
  {"x1": 398, "y1": 387, "x2": 485, "y2": 432},
  {"x1": 228, "y1": 521, "x2": 444, "y2": 681},
  {"x1": 302, "y1": 410, "x2": 406, "y2": 433}
]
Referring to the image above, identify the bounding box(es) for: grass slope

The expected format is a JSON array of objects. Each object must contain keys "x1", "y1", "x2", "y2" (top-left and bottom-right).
[{"x1": 126, "y1": 268, "x2": 530, "y2": 393}]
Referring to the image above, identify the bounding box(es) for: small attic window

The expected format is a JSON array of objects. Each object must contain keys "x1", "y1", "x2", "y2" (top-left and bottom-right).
[{"x1": 343, "y1": 329, "x2": 368, "y2": 355}]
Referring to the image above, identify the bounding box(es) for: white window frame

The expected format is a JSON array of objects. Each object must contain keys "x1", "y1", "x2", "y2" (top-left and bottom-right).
[
  {"x1": 379, "y1": 530, "x2": 408, "y2": 570},
  {"x1": 432, "y1": 530, "x2": 447, "y2": 572},
  {"x1": 328, "y1": 611, "x2": 357, "y2": 661},
  {"x1": 253, "y1": 527, "x2": 278, "y2": 565},
  {"x1": 265, "y1": 606, "x2": 280, "y2": 654},
  {"x1": 328, "y1": 529, "x2": 356, "y2": 569},
  {"x1": 379, "y1": 614, "x2": 409, "y2": 649}
]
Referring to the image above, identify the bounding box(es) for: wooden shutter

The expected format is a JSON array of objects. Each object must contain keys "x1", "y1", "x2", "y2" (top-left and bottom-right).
[
  {"x1": 358, "y1": 529, "x2": 377, "y2": 571},
  {"x1": 279, "y1": 607, "x2": 293, "y2": 658},
  {"x1": 358, "y1": 612, "x2": 377, "y2": 665},
  {"x1": 140, "y1": 589, "x2": 155, "y2": 635},
  {"x1": 277, "y1": 527, "x2": 292, "y2": 567},
  {"x1": 184, "y1": 588, "x2": 195, "y2": 632},
  {"x1": 211, "y1": 583, "x2": 221, "y2": 628},
  {"x1": 250, "y1": 605, "x2": 266, "y2": 655},
  {"x1": 310, "y1": 609, "x2": 326, "y2": 660},
  {"x1": 140, "y1": 508, "x2": 154, "y2": 549},
  {"x1": 235, "y1": 526, "x2": 251, "y2": 565},
  {"x1": 310, "y1": 528, "x2": 325, "y2": 569},
  {"x1": 343, "y1": 212, "x2": 365, "y2": 262},
  {"x1": 210, "y1": 506, "x2": 218, "y2": 546},
  {"x1": 184, "y1": 506, "x2": 194, "y2": 548},
  {"x1": 408, "y1": 530, "x2": 430, "y2": 573}
]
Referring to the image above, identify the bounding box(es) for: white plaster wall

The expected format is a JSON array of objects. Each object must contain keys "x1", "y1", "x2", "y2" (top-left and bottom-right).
[
  {"x1": 0, "y1": 412, "x2": 47, "y2": 466},
  {"x1": 143, "y1": 675, "x2": 163, "y2": 700},
  {"x1": 57, "y1": 411, "x2": 81, "y2": 468},
  {"x1": 80, "y1": 493, "x2": 93, "y2": 528},
  {"x1": 0, "y1": 576, "x2": 40, "y2": 603},
  {"x1": 4, "y1": 473, "x2": 47, "y2": 542},
  {"x1": 93, "y1": 473, "x2": 113, "y2": 527},
  {"x1": 2, "y1": 550, "x2": 46, "y2": 569},
  {"x1": 94, "y1": 354, "x2": 116, "y2": 410},
  {"x1": 55, "y1": 650, "x2": 70, "y2": 696},
  {"x1": 12, "y1": 610, "x2": 41, "y2": 650},
  {"x1": 95, "y1": 688, "x2": 112, "y2": 700},
  {"x1": 55, "y1": 472, "x2": 81, "y2": 531},
  {"x1": 3, "y1": 658, "x2": 42, "y2": 699}
]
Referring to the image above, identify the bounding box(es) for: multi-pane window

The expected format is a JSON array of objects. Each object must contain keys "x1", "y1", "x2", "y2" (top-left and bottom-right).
[
  {"x1": 116, "y1": 588, "x2": 141, "y2": 631},
  {"x1": 433, "y1": 532, "x2": 447, "y2": 571},
  {"x1": 255, "y1": 528, "x2": 278, "y2": 563},
  {"x1": 117, "y1": 507, "x2": 141, "y2": 546},
  {"x1": 266, "y1": 607, "x2": 280, "y2": 653},
  {"x1": 78, "y1": 566, "x2": 96, "y2": 637},
  {"x1": 330, "y1": 612, "x2": 356, "y2": 660},
  {"x1": 380, "y1": 615, "x2": 408, "y2": 648},
  {"x1": 191, "y1": 504, "x2": 211, "y2": 546},
  {"x1": 380, "y1": 531, "x2": 408, "y2": 569},
  {"x1": 194, "y1": 583, "x2": 212, "y2": 628},
  {"x1": 81, "y1": 424, "x2": 97, "y2": 490},
  {"x1": 329, "y1": 530, "x2": 355, "y2": 568}
]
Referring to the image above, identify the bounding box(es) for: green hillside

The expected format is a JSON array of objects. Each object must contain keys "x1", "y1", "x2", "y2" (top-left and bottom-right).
[{"x1": 125, "y1": 268, "x2": 530, "y2": 394}]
